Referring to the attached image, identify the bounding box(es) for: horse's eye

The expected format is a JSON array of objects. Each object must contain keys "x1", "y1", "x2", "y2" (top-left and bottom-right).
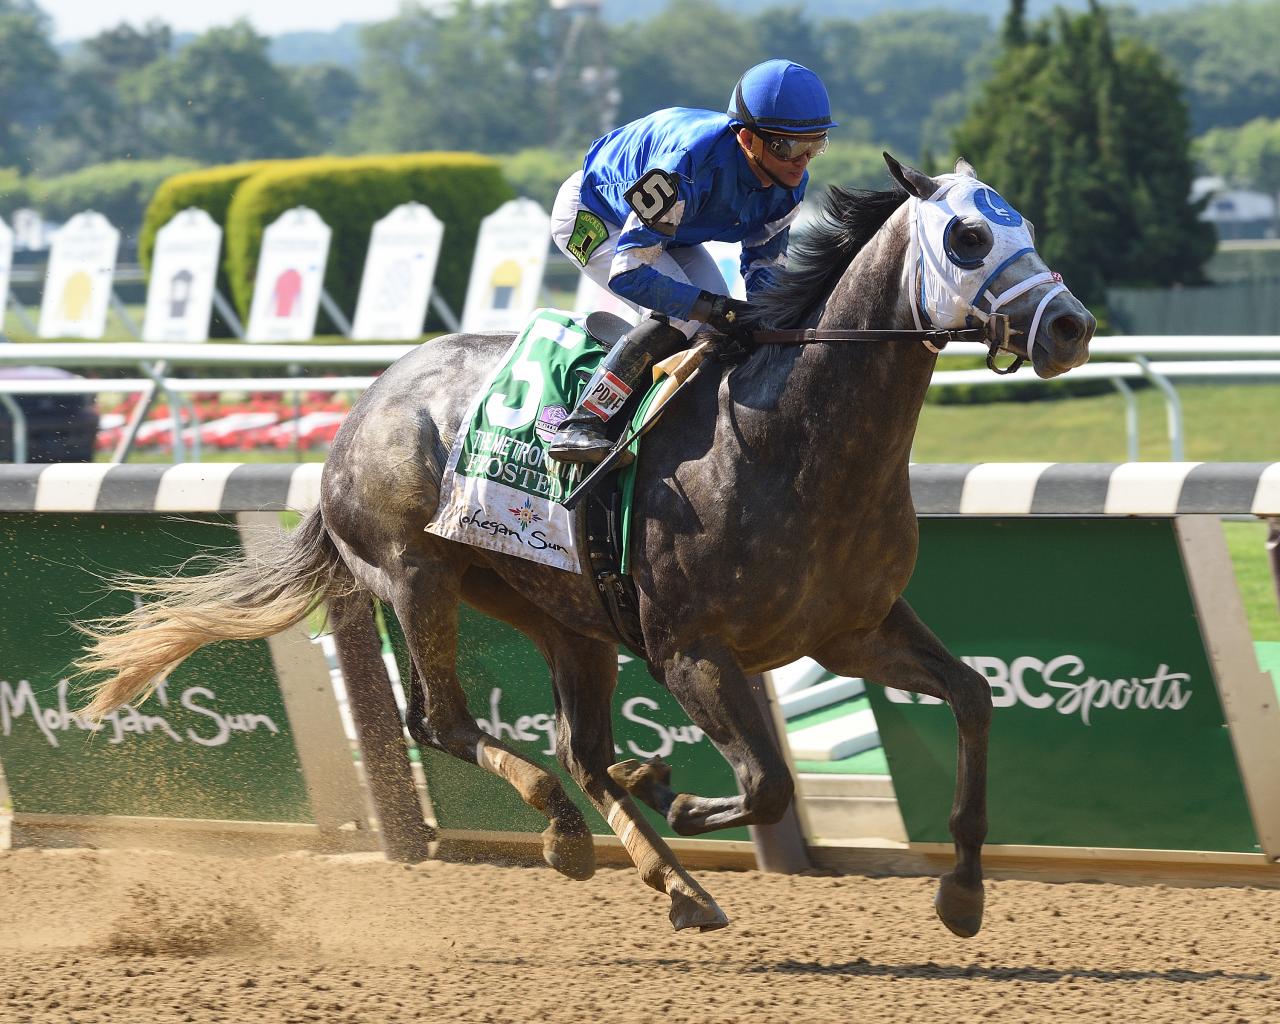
[{"x1": 943, "y1": 217, "x2": 993, "y2": 269}]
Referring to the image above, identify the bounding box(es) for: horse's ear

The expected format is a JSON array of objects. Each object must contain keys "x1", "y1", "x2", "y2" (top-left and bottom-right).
[
  {"x1": 883, "y1": 151, "x2": 941, "y2": 200},
  {"x1": 955, "y1": 157, "x2": 977, "y2": 178}
]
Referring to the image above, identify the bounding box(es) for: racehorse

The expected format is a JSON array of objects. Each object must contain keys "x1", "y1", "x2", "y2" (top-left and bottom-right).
[{"x1": 78, "y1": 155, "x2": 1094, "y2": 937}]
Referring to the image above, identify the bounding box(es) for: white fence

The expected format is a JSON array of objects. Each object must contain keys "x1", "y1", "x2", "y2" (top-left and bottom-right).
[{"x1": 1, "y1": 337, "x2": 1278, "y2": 464}]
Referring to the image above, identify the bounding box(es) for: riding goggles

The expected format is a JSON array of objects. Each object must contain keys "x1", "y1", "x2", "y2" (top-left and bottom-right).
[{"x1": 760, "y1": 131, "x2": 829, "y2": 162}]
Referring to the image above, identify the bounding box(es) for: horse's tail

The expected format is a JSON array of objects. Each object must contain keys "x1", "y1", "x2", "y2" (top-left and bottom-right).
[{"x1": 76, "y1": 510, "x2": 356, "y2": 721}]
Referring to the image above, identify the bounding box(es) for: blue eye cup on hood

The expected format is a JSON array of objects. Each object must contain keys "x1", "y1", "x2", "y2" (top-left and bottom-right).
[{"x1": 942, "y1": 216, "x2": 987, "y2": 269}]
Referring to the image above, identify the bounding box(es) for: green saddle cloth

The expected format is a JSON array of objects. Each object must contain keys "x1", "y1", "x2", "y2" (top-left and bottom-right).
[{"x1": 424, "y1": 308, "x2": 659, "y2": 576}]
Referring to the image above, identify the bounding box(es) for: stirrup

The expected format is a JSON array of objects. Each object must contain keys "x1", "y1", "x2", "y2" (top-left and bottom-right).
[
  {"x1": 548, "y1": 426, "x2": 634, "y2": 467},
  {"x1": 547, "y1": 426, "x2": 613, "y2": 465}
]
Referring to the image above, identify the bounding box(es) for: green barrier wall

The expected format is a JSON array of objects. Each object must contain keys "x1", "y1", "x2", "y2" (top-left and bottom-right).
[
  {"x1": 868, "y1": 517, "x2": 1258, "y2": 853},
  {"x1": 387, "y1": 606, "x2": 749, "y2": 842},
  {"x1": 0, "y1": 514, "x2": 313, "y2": 823}
]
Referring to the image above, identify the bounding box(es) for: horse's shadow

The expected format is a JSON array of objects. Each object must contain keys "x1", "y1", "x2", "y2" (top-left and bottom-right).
[
  {"x1": 478, "y1": 955, "x2": 1271, "y2": 985},
  {"x1": 742, "y1": 957, "x2": 1272, "y2": 984}
]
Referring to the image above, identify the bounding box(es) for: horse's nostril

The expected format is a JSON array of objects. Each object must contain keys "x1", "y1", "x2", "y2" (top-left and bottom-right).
[{"x1": 1048, "y1": 313, "x2": 1088, "y2": 346}]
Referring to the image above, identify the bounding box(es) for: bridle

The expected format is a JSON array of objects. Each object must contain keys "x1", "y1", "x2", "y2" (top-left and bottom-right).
[{"x1": 747, "y1": 178, "x2": 1065, "y2": 375}]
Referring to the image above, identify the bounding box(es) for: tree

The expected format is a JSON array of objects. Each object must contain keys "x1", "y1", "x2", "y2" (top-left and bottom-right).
[
  {"x1": 611, "y1": 0, "x2": 763, "y2": 126},
  {"x1": 839, "y1": 9, "x2": 994, "y2": 158},
  {"x1": 805, "y1": 140, "x2": 896, "y2": 197},
  {"x1": 952, "y1": 1, "x2": 1215, "y2": 305},
  {"x1": 1133, "y1": 0, "x2": 1280, "y2": 134},
  {"x1": 1198, "y1": 118, "x2": 1280, "y2": 194},
  {"x1": 0, "y1": 0, "x2": 61, "y2": 171},
  {"x1": 351, "y1": 0, "x2": 611, "y2": 155},
  {"x1": 286, "y1": 64, "x2": 361, "y2": 153},
  {"x1": 1001, "y1": 0, "x2": 1028, "y2": 48},
  {"x1": 501, "y1": 147, "x2": 583, "y2": 210},
  {"x1": 51, "y1": 21, "x2": 172, "y2": 169},
  {"x1": 129, "y1": 21, "x2": 316, "y2": 163}
]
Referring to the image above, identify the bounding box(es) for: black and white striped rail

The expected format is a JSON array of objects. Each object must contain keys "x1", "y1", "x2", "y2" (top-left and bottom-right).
[{"x1": 0, "y1": 462, "x2": 1277, "y2": 515}]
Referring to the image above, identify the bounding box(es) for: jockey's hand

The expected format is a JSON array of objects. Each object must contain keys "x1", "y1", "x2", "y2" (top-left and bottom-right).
[{"x1": 694, "y1": 291, "x2": 754, "y2": 337}]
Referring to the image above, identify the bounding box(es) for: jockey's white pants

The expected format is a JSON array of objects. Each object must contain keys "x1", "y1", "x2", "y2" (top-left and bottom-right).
[{"x1": 550, "y1": 170, "x2": 727, "y2": 340}]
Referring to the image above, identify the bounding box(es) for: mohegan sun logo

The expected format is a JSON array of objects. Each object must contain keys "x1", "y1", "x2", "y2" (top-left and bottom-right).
[{"x1": 508, "y1": 497, "x2": 543, "y2": 531}]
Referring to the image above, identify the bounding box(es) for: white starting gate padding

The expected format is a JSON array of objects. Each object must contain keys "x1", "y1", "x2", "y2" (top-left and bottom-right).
[
  {"x1": 246, "y1": 207, "x2": 332, "y2": 343},
  {"x1": 460, "y1": 198, "x2": 551, "y2": 333},
  {"x1": 11, "y1": 208, "x2": 47, "y2": 252},
  {"x1": 38, "y1": 211, "x2": 120, "y2": 340},
  {"x1": 142, "y1": 208, "x2": 223, "y2": 343},
  {"x1": 351, "y1": 202, "x2": 445, "y2": 341}
]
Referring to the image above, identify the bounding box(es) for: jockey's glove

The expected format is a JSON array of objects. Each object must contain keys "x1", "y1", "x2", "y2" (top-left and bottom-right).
[{"x1": 693, "y1": 291, "x2": 754, "y2": 338}]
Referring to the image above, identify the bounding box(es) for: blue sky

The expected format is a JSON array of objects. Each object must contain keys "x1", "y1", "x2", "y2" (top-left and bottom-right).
[{"x1": 38, "y1": 0, "x2": 408, "y2": 41}]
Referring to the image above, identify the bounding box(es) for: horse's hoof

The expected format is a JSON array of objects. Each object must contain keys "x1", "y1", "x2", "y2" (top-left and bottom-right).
[
  {"x1": 608, "y1": 758, "x2": 642, "y2": 786},
  {"x1": 609, "y1": 758, "x2": 675, "y2": 815},
  {"x1": 666, "y1": 793, "x2": 705, "y2": 836},
  {"x1": 668, "y1": 889, "x2": 729, "y2": 932},
  {"x1": 608, "y1": 756, "x2": 672, "y2": 790},
  {"x1": 935, "y1": 871, "x2": 984, "y2": 938},
  {"x1": 542, "y1": 824, "x2": 595, "y2": 881}
]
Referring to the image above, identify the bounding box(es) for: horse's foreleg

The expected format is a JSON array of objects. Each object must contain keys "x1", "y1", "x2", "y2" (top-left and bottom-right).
[
  {"x1": 390, "y1": 552, "x2": 595, "y2": 881},
  {"x1": 542, "y1": 634, "x2": 727, "y2": 931},
  {"x1": 814, "y1": 597, "x2": 991, "y2": 939},
  {"x1": 646, "y1": 639, "x2": 795, "y2": 837}
]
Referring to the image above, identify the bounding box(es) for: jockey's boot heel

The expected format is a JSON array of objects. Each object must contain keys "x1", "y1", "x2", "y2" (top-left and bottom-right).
[{"x1": 548, "y1": 315, "x2": 686, "y2": 466}]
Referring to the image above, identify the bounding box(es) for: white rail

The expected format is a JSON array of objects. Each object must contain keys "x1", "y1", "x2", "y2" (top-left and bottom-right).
[
  {"x1": 3, "y1": 336, "x2": 1280, "y2": 371},
  {"x1": 0, "y1": 342, "x2": 414, "y2": 367},
  {"x1": 1, "y1": 338, "x2": 1278, "y2": 464}
]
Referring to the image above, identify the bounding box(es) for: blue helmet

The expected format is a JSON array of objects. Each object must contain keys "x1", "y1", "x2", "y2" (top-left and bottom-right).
[{"x1": 727, "y1": 59, "x2": 838, "y2": 134}]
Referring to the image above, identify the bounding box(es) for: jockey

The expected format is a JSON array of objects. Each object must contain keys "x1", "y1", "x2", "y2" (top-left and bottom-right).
[{"x1": 547, "y1": 58, "x2": 837, "y2": 465}]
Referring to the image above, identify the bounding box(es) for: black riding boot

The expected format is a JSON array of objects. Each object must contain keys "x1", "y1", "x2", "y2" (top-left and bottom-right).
[{"x1": 547, "y1": 315, "x2": 686, "y2": 466}]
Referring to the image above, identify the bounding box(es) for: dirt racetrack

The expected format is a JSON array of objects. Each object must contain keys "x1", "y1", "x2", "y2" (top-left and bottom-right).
[{"x1": 2, "y1": 846, "x2": 1279, "y2": 1024}]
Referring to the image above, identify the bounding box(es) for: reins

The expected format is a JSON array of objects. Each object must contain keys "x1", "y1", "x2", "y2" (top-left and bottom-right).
[
  {"x1": 748, "y1": 313, "x2": 1028, "y2": 374},
  {"x1": 738, "y1": 174, "x2": 1075, "y2": 376}
]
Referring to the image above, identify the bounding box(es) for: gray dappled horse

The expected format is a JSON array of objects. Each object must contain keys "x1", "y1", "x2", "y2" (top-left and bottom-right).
[{"x1": 79, "y1": 156, "x2": 1094, "y2": 937}]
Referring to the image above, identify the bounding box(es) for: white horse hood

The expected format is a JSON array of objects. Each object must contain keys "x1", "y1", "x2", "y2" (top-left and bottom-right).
[{"x1": 906, "y1": 172, "x2": 1063, "y2": 337}]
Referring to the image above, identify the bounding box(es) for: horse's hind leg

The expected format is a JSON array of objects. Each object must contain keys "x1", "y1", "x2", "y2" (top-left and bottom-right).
[
  {"x1": 389, "y1": 549, "x2": 594, "y2": 881},
  {"x1": 813, "y1": 597, "x2": 991, "y2": 939},
  {"x1": 625, "y1": 638, "x2": 796, "y2": 837},
  {"x1": 542, "y1": 633, "x2": 728, "y2": 932},
  {"x1": 458, "y1": 567, "x2": 726, "y2": 931}
]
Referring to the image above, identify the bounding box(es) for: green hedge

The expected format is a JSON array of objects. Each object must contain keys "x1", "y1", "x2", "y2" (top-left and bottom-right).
[
  {"x1": 31, "y1": 159, "x2": 200, "y2": 245},
  {"x1": 223, "y1": 152, "x2": 513, "y2": 330},
  {"x1": 139, "y1": 160, "x2": 279, "y2": 274}
]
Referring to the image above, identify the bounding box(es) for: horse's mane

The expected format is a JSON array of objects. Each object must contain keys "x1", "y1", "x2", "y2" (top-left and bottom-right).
[{"x1": 748, "y1": 184, "x2": 909, "y2": 330}]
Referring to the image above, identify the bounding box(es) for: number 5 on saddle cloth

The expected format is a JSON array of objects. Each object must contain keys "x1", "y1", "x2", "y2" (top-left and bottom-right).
[{"x1": 425, "y1": 309, "x2": 702, "y2": 650}]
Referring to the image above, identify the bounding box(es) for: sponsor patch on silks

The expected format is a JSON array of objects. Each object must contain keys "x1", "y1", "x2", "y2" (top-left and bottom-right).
[
  {"x1": 535, "y1": 404, "x2": 569, "y2": 442},
  {"x1": 566, "y1": 209, "x2": 608, "y2": 266},
  {"x1": 582, "y1": 370, "x2": 632, "y2": 421},
  {"x1": 426, "y1": 310, "x2": 604, "y2": 573}
]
